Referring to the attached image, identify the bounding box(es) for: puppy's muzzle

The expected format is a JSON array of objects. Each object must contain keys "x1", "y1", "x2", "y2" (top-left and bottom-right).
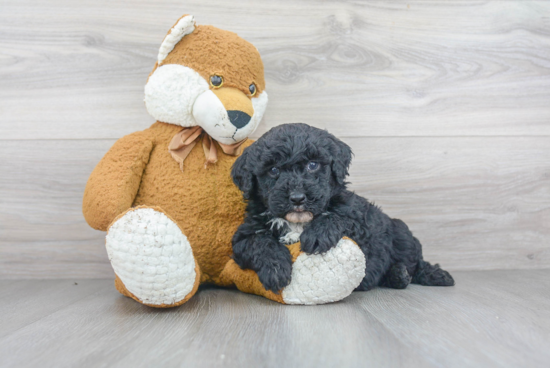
[{"x1": 286, "y1": 191, "x2": 312, "y2": 223}]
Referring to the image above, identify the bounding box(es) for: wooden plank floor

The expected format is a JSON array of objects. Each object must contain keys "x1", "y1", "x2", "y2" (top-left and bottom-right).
[{"x1": 1, "y1": 270, "x2": 549, "y2": 368}]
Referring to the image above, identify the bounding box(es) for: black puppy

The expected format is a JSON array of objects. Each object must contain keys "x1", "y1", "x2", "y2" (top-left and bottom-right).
[{"x1": 231, "y1": 123, "x2": 454, "y2": 293}]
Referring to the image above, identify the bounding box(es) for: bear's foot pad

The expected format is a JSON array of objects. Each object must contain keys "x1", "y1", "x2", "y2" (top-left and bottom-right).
[
  {"x1": 282, "y1": 238, "x2": 366, "y2": 305},
  {"x1": 106, "y1": 207, "x2": 198, "y2": 306}
]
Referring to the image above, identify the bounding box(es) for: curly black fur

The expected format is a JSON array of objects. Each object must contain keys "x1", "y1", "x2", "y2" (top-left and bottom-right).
[{"x1": 231, "y1": 123, "x2": 454, "y2": 293}]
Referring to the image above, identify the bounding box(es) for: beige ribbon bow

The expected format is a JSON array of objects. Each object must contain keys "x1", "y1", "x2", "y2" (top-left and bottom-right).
[{"x1": 168, "y1": 126, "x2": 247, "y2": 171}]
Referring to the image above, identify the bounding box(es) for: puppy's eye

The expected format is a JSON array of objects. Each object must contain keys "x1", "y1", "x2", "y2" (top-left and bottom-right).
[
  {"x1": 307, "y1": 161, "x2": 320, "y2": 172},
  {"x1": 249, "y1": 83, "x2": 257, "y2": 96},
  {"x1": 210, "y1": 75, "x2": 223, "y2": 88},
  {"x1": 269, "y1": 167, "x2": 280, "y2": 177}
]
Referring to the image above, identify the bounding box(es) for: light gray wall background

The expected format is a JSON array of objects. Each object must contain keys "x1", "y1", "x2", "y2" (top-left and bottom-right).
[{"x1": 1, "y1": 0, "x2": 549, "y2": 279}]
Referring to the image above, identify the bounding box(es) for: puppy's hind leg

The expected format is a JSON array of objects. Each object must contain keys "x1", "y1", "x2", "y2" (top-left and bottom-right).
[
  {"x1": 412, "y1": 260, "x2": 455, "y2": 286},
  {"x1": 382, "y1": 263, "x2": 412, "y2": 289},
  {"x1": 391, "y1": 218, "x2": 454, "y2": 287}
]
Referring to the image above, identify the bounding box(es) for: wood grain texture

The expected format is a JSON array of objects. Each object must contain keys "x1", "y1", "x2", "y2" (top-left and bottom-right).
[
  {"x1": 0, "y1": 280, "x2": 108, "y2": 339},
  {"x1": 0, "y1": 0, "x2": 549, "y2": 139},
  {"x1": 348, "y1": 136, "x2": 550, "y2": 271},
  {"x1": 351, "y1": 269, "x2": 550, "y2": 368},
  {"x1": 0, "y1": 0, "x2": 549, "y2": 278},
  {"x1": 0, "y1": 140, "x2": 114, "y2": 279},
  {"x1": 0, "y1": 270, "x2": 549, "y2": 367},
  {"x1": 1, "y1": 137, "x2": 548, "y2": 278}
]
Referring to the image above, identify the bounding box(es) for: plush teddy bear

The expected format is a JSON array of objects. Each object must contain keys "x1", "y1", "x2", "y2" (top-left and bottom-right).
[{"x1": 82, "y1": 14, "x2": 366, "y2": 307}]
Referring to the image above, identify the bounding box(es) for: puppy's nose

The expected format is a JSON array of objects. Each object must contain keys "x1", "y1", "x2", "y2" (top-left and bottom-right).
[
  {"x1": 227, "y1": 110, "x2": 252, "y2": 129},
  {"x1": 290, "y1": 192, "x2": 306, "y2": 205}
]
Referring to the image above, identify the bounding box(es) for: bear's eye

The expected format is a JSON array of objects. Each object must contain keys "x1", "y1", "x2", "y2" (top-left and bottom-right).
[
  {"x1": 210, "y1": 75, "x2": 223, "y2": 88},
  {"x1": 249, "y1": 83, "x2": 257, "y2": 96},
  {"x1": 269, "y1": 167, "x2": 280, "y2": 177},
  {"x1": 307, "y1": 161, "x2": 320, "y2": 172}
]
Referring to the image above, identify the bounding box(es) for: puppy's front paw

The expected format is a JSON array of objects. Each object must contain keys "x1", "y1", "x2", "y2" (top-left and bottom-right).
[
  {"x1": 232, "y1": 233, "x2": 293, "y2": 293},
  {"x1": 257, "y1": 256, "x2": 293, "y2": 293},
  {"x1": 300, "y1": 218, "x2": 344, "y2": 254}
]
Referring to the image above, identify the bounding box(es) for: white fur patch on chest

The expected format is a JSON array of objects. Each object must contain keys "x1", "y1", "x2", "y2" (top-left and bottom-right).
[{"x1": 267, "y1": 217, "x2": 307, "y2": 245}]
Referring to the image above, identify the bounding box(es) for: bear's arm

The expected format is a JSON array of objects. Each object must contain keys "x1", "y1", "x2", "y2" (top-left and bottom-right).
[{"x1": 82, "y1": 131, "x2": 154, "y2": 231}]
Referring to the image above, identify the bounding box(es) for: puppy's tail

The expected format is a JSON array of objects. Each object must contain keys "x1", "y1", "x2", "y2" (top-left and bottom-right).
[{"x1": 411, "y1": 260, "x2": 455, "y2": 286}]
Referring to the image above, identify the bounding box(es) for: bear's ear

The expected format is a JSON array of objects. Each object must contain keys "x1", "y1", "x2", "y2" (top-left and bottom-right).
[
  {"x1": 329, "y1": 136, "x2": 353, "y2": 186},
  {"x1": 231, "y1": 148, "x2": 255, "y2": 200},
  {"x1": 158, "y1": 14, "x2": 196, "y2": 65}
]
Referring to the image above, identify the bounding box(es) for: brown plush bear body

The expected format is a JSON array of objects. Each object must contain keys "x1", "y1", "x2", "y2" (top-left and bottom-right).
[
  {"x1": 82, "y1": 15, "x2": 367, "y2": 307},
  {"x1": 83, "y1": 122, "x2": 253, "y2": 284}
]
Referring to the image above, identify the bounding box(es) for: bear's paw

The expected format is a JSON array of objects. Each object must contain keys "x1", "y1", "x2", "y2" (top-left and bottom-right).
[
  {"x1": 282, "y1": 238, "x2": 365, "y2": 305},
  {"x1": 106, "y1": 207, "x2": 199, "y2": 306}
]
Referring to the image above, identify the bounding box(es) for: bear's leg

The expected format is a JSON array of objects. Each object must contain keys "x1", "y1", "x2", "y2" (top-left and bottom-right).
[
  {"x1": 220, "y1": 237, "x2": 366, "y2": 305},
  {"x1": 106, "y1": 206, "x2": 201, "y2": 308}
]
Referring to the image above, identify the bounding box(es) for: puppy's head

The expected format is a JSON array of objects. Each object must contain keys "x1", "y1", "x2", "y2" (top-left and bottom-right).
[{"x1": 232, "y1": 123, "x2": 352, "y2": 223}]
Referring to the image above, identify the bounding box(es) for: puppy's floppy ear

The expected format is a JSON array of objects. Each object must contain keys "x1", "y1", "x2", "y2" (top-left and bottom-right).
[
  {"x1": 231, "y1": 147, "x2": 255, "y2": 199},
  {"x1": 329, "y1": 136, "x2": 353, "y2": 185}
]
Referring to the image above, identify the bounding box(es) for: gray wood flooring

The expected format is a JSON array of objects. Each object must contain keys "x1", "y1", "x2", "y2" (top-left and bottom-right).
[
  {"x1": 1, "y1": 270, "x2": 549, "y2": 368},
  {"x1": 1, "y1": 2, "x2": 548, "y2": 366}
]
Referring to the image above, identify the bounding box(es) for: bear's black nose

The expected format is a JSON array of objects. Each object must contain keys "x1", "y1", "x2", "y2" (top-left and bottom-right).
[
  {"x1": 290, "y1": 192, "x2": 306, "y2": 205},
  {"x1": 227, "y1": 110, "x2": 252, "y2": 129}
]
